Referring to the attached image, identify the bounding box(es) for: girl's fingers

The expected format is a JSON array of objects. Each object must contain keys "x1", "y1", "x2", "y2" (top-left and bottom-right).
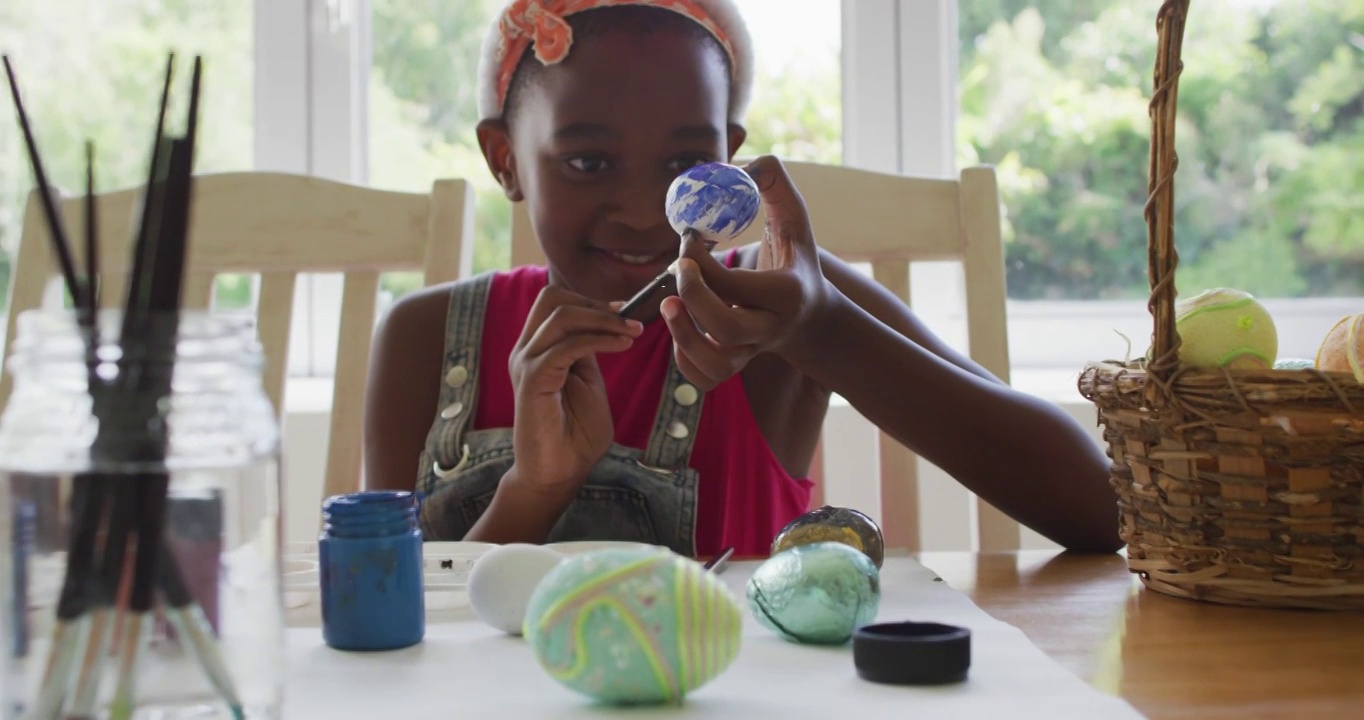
[
  {"x1": 743, "y1": 155, "x2": 816, "y2": 254},
  {"x1": 522, "y1": 304, "x2": 643, "y2": 358},
  {"x1": 521, "y1": 332, "x2": 635, "y2": 391},
  {"x1": 662, "y1": 297, "x2": 754, "y2": 387},
  {"x1": 672, "y1": 343, "x2": 723, "y2": 392},
  {"x1": 518, "y1": 285, "x2": 625, "y2": 348},
  {"x1": 678, "y1": 229, "x2": 800, "y2": 309},
  {"x1": 673, "y1": 259, "x2": 778, "y2": 347}
]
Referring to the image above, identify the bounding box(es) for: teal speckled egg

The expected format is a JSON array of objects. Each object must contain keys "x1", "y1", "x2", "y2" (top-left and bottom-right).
[
  {"x1": 523, "y1": 548, "x2": 743, "y2": 706},
  {"x1": 747, "y1": 542, "x2": 880, "y2": 645},
  {"x1": 1274, "y1": 357, "x2": 1314, "y2": 370}
]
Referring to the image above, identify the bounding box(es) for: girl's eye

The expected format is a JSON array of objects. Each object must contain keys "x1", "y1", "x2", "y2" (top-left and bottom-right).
[
  {"x1": 668, "y1": 156, "x2": 713, "y2": 174},
  {"x1": 566, "y1": 156, "x2": 610, "y2": 174}
]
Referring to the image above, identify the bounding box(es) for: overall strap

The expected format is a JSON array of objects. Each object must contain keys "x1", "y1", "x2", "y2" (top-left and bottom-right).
[
  {"x1": 641, "y1": 249, "x2": 742, "y2": 470},
  {"x1": 640, "y1": 350, "x2": 705, "y2": 471},
  {"x1": 417, "y1": 272, "x2": 494, "y2": 493}
]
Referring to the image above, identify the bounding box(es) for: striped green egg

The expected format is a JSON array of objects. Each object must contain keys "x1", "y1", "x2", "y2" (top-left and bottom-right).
[{"x1": 523, "y1": 547, "x2": 743, "y2": 706}]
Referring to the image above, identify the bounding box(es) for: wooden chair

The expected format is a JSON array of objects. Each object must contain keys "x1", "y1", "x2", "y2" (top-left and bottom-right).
[
  {"x1": 509, "y1": 161, "x2": 1018, "y2": 552},
  {"x1": 0, "y1": 171, "x2": 476, "y2": 507}
]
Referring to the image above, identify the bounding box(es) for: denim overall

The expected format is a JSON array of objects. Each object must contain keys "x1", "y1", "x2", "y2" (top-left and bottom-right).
[{"x1": 414, "y1": 272, "x2": 704, "y2": 557}]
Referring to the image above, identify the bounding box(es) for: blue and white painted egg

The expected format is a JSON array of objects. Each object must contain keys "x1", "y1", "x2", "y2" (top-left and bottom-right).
[{"x1": 664, "y1": 162, "x2": 760, "y2": 242}]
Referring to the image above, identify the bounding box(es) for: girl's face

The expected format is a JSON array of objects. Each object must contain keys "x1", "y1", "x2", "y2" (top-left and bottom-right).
[{"x1": 479, "y1": 24, "x2": 746, "y2": 303}]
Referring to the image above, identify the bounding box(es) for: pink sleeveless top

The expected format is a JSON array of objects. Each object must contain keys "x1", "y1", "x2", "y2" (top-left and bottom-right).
[{"x1": 471, "y1": 262, "x2": 813, "y2": 556}]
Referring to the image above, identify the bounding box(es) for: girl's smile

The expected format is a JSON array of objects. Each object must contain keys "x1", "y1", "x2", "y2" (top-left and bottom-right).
[{"x1": 588, "y1": 241, "x2": 679, "y2": 294}]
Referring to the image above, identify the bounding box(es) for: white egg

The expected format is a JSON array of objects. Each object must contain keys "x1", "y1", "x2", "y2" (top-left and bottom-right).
[{"x1": 467, "y1": 543, "x2": 564, "y2": 635}]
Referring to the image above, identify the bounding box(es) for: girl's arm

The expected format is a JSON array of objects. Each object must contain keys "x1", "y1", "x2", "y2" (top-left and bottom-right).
[
  {"x1": 663, "y1": 156, "x2": 1122, "y2": 553},
  {"x1": 786, "y1": 249, "x2": 1122, "y2": 553},
  {"x1": 363, "y1": 286, "x2": 450, "y2": 492}
]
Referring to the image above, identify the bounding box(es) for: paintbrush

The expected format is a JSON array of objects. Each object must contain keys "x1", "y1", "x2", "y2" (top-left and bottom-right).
[
  {"x1": 157, "y1": 538, "x2": 245, "y2": 720},
  {"x1": 703, "y1": 547, "x2": 734, "y2": 575},
  {"x1": 67, "y1": 56, "x2": 178, "y2": 720},
  {"x1": 1, "y1": 57, "x2": 83, "y2": 309},
  {"x1": 616, "y1": 231, "x2": 714, "y2": 320},
  {"x1": 2, "y1": 54, "x2": 109, "y2": 720},
  {"x1": 104, "y1": 135, "x2": 181, "y2": 720},
  {"x1": 136, "y1": 76, "x2": 244, "y2": 717},
  {"x1": 65, "y1": 140, "x2": 126, "y2": 720},
  {"x1": 105, "y1": 59, "x2": 244, "y2": 720},
  {"x1": 82, "y1": 141, "x2": 99, "y2": 311}
]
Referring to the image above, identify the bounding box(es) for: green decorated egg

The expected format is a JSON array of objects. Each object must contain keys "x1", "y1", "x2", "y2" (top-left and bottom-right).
[
  {"x1": 772, "y1": 505, "x2": 886, "y2": 568},
  {"x1": 523, "y1": 547, "x2": 743, "y2": 706},
  {"x1": 747, "y1": 542, "x2": 880, "y2": 645}
]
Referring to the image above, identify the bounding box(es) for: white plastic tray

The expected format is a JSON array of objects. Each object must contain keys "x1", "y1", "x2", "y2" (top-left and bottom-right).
[
  {"x1": 282, "y1": 540, "x2": 663, "y2": 617},
  {"x1": 283, "y1": 541, "x2": 491, "y2": 615}
]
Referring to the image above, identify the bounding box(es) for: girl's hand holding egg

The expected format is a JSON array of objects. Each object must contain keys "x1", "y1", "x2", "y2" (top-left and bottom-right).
[{"x1": 662, "y1": 156, "x2": 838, "y2": 391}]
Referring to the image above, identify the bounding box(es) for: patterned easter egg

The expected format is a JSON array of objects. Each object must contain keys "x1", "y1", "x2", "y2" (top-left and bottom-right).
[
  {"x1": 523, "y1": 547, "x2": 744, "y2": 706},
  {"x1": 747, "y1": 542, "x2": 880, "y2": 645},
  {"x1": 665, "y1": 162, "x2": 760, "y2": 242},
  {"x1": 772, "y1": 505, "x2": 886, "y2": 568}
]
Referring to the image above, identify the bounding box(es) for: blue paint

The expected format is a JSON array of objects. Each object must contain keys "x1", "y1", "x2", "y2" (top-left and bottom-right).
[
  {"x1": 665, "y1": 162, "x2": 760, "y2": 241},
  {"x1": 11, "y1": 499, "x2": 34, "y2": 657},
  {"x1": 319, "y1": 490, "x2": 425, "y2": 651}
]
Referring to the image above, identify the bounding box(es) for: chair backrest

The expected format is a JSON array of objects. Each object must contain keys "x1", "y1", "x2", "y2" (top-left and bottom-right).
[
  {"x1": 508, "y1": 161, "x2": 1019, "y2": 552},
  {"x1": 0, "y1": 171, "x2": 476, "y2": 507}
]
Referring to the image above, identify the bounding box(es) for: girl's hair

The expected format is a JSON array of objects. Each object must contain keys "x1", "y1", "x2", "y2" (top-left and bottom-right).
[{"x1": 476, "y1": 0, "x2": 755, "y2": 124}]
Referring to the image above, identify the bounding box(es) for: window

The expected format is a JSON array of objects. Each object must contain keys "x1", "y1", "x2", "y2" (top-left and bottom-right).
[
  {"x1": 958, "y1": 0, "x2": 1364, "y2": 394},
  {"x1": 731, "y1": 0, "x2": 842, "y2": 165},
  {"x1": 0, "y1": 0, "x2": 254, "y2": 315},
  {"x1": 366, "y1": 0, "x2": 510, "y2": 301}
]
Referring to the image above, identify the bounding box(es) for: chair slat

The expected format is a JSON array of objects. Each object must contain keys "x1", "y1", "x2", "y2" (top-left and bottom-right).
[
  {"x1": 257, "y1": 272, "x2": 298, "y2": 419},
  {"x1": 323, "y1": 270, "x2": 381, "y2": 504}
]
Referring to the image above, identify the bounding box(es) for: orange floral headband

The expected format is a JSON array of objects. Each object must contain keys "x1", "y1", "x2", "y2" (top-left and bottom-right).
[{"x1": 492, "y1": 0, "x2": 739, "y2": 116}]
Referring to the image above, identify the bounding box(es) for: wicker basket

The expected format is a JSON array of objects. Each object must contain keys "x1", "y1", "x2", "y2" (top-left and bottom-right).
[{"x1": 1076, "y1": 0, "x2": 1364, "y2": 610}]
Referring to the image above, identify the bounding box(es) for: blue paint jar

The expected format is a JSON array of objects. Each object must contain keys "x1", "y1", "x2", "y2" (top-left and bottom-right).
[{"x1": 319, "y1": 490, "x2": 425, "y2": 650}]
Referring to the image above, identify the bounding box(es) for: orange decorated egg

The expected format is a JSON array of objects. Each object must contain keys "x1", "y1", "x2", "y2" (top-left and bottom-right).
[{"x1": 1316, "y1": 313, "x2": 1364, "y2": 382}]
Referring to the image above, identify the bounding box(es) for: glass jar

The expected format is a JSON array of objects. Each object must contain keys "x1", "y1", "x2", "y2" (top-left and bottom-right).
[{"x1": 0, "y1": 308, "x2": 283, "y2": 719}]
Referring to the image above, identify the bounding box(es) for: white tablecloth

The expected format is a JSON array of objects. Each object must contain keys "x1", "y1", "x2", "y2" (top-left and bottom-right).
[{"x1": 281, "y1": 552, "x2": 1145, "y2": 719}]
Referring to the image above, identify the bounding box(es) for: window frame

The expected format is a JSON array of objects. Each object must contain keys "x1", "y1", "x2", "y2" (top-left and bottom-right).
[{"x1": 255, "y1": 0, "x2": 372, "y2": 377}]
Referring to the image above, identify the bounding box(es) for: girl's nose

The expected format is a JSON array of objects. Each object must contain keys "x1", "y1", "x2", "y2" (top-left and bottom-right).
[{"x1": 608, "y1": 175, "x2": 669, "y2": 232}]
